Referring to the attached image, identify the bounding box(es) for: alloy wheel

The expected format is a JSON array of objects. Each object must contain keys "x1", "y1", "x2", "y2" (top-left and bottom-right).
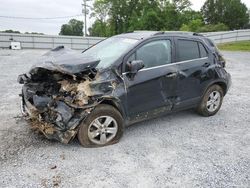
[
  {"x1": 206, "y1": 91, "x2": 221, "y2": 113},
  {"x1": 88, "y1": 116, "x2": 118, "y2": 145}
]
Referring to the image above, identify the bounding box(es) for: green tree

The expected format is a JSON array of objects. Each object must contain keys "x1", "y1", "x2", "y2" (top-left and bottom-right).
[
  {"x1": 59, "y1": 19, "x2": 83, "y2": 36},
  {"x1": 199, "y1": 23, "x2": 229, "y2": 32},
  {"x1": 142, "y1": 9, "x2": 163, "y2": 31},
  {"x1": 89, "y1": 0, "x2": 112, "y2": 37},
  {"x1": 201, "y1": 0, "x2": 249, "y2": 30},
  {"x1": 181, "y1": 21, "x2": 229, "y2": 32},
  {"x1": 180, "y1": 19, "x2": 204, "y2": 32},
  {"x1": 91, "y1": 0, "x2": 110, "y2": 23},
  {"x1": 180, "y1": 10, "x2": 203, "y2": 25},
  {"x1": 25, "y1": 32, "x2": 44, "y2": 35},
  {"x1": 1, "y1": 30, "x2": 21, "y2": 34},
  {"x1": 161, "y1": 2, "x2": 182, "y2": 30},
  {"x1": 172, "y1": 0, "x2": 192, "y2": 12},
  {"x1": 89, "y1": 20, "x2": 110, "y2": 37},
  {"x1": 89, "y1": 0, "x2": 195, "y2": 37}
]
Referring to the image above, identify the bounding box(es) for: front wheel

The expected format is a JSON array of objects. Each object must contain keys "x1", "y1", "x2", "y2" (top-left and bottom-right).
[
  {"x1": 77, "y1": 104, "x2": 124, "y2": 147},
  {"x1": 197, "y1": 85, "x2": 224, "y2": 117}
]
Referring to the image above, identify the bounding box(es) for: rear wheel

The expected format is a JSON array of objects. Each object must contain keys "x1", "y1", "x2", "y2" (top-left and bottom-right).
[
  {"x1": 197, "y1": 85, "x2": 224, "y2": 117},
  {"x1": 77, "y1": 104, "x2": 124, "y2": 147}
]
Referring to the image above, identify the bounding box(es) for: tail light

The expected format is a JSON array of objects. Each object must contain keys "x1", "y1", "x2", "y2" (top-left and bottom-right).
[{"x1": 218, "y1": 54, "x2": 226, "y2": 68}]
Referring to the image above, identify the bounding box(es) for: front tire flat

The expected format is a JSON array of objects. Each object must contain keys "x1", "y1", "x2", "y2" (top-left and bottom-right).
[{"x1": 77, "y1": 104, "x2": 124, "y2": 147}]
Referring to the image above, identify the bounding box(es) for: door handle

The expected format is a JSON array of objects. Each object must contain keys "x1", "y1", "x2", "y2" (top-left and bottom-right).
[
  {"x1": 166, "y1": 72, "x2": 177, "y2": 78},
  {"x1": 203, "y1": 62, "x2": 211, "y2": 67}
]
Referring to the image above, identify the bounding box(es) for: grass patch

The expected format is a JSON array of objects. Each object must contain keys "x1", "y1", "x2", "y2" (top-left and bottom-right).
[{"x1": 218, "y1": 41, "x2": 250, "y2": 51}]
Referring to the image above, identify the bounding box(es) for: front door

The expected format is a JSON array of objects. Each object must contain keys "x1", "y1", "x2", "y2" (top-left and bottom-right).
[{"x1": 123, "y1": 39, "x2": 178, "y2": 122}]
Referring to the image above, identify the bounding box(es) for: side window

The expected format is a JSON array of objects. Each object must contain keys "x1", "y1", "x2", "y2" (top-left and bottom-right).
[
  {"x1": 177, "y1": 40, "x2": 200, "y2": 61},
  {"x1": 129, "y1": 40, "x2": 171, "y2": 69},
  {"x1": 199, "y1": 42, "x2": 208, "y2": 58}
]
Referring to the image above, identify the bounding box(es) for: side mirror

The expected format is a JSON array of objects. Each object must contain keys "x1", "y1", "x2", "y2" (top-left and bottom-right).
[{"x1": 127, "y1": 60, "x2": 144, "y2": 74}]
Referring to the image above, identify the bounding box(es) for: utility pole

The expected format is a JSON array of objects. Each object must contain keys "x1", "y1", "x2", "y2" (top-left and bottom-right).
[{"x1": 82, "y1": 0, "x2": 91, "y2": 37}]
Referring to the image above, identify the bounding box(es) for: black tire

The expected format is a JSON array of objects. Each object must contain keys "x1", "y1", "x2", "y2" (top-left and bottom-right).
[
  {"x1": 77, "y1": 104, "x2": 124, "y2": 147},
  {"x1": 197, "y1": 84, "x2": 224, "y2": 117}
]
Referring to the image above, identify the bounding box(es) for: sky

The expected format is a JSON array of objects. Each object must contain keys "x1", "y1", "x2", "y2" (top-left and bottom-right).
[{"x1": 0, "y1": 0, "x2": 249, "y2": 35}]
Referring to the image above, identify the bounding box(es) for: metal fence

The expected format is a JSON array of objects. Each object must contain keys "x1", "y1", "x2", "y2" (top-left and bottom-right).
[
  {"x1": 204, "y1": 29, "x2": 250, "y2": 44},
  {"x1": 0, "y1": 29, "x2": 250, "y2": 50},
  {"x1": 0, "y1": 33, "x2": 104, "y2": 50}
]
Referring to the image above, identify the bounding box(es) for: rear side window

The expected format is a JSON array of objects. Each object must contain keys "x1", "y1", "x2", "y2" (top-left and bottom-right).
[
  {"x1": 199, "y1": 43, "x2": 208, "y2": 58},
  {"x1": 177, "y1": 40, "x2": 200, "y2": 61}
]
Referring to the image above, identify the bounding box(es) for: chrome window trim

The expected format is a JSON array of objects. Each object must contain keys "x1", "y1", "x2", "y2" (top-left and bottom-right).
[{"x1": 122, "y1": 57, "x2": 208, "y2": 75}]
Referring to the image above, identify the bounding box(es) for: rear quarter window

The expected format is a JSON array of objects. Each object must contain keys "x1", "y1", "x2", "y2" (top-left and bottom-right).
[
  {"x1": 205, "y1": 38, "x2": 215, "y2": 47},
  {"x1": 199, "y1": 43, "x2": 208, "y2": 58}
]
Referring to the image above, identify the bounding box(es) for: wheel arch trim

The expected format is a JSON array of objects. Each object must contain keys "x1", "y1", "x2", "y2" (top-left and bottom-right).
[
  {"x1": 99, "y1": 98, "x2": 126, "y2": 118},
  {"x1": 202, "y1": 80, "x2": 228, "y2": 97}
]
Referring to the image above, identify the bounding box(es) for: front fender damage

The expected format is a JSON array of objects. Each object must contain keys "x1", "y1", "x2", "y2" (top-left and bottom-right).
[{"x1": 18, "y1": 48, "x2": 122, "y2": 144}]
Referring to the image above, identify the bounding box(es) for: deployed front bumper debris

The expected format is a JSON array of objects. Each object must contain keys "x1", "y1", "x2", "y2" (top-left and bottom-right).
[{"x1": 18, "y1": 47, "x2": 119, "y2": 143}]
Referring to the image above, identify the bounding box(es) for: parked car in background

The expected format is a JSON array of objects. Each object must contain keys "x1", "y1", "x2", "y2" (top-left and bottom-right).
[{"x1": 18, "y1": 31, "x2": 231, "y2": 147}]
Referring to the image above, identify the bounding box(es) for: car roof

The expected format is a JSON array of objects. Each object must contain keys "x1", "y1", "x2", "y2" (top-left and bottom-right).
[
  {"x1": 114, "y1": 31, "x2": 206, "y2": 40},
  {"x1": 114, "y1": 31, "x2": 160, "y2": 40}
]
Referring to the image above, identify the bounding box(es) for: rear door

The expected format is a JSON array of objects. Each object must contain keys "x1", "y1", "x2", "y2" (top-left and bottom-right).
[
  {"x1": 174, "y1": 38, "x2": 212, "y2": 109},
  {"x1": 123, "y1": 38, "x2": 178, "y2": 122}
]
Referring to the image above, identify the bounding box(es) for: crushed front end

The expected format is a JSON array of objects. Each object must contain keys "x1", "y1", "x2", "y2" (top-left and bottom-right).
[
  {"x1": 18, "y1": 47, "x2": 118, "y2": 144},
  {"x1": 19, "y1": 70, "x2": 97, "y2": 143}
]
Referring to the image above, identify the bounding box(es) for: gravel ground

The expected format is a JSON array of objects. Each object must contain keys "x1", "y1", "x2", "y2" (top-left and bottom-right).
[{"x1": 0, "y1": 49, "x2": 249, "y2": 188}]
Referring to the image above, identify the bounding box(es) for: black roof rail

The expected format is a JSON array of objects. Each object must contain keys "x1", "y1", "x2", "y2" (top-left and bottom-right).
[
  {"x1": 123, "y1": 31, "x2": 134, "y2": 34},
  {"x1": 152, "y1": 31, "x2": 190, "y2": 35},
  {"x1": 153, "y1": 31, "x2": 165, "y2": 35},
  {"x1": 193, "y1": 33, "x2": 204, "y2": 36},
  {"x1": 122, "y1": 30, "x2": 205, "y2": 37},
  {"x1": 133, "y1": 30, "x2": 157, "y2": 32},
  {"x1": 153, "y1": 31, "x2": 205, "y2": 37}
]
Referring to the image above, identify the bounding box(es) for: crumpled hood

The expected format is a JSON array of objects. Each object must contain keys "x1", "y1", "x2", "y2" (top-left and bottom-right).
[{"x1": 30, "y1": 46, "x2": 100, "y2": 75}]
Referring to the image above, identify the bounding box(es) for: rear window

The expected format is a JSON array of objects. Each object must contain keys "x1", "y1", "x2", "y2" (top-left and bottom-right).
[{"x1": 177, "y1": 40, "x2": 200, "y2": 61}]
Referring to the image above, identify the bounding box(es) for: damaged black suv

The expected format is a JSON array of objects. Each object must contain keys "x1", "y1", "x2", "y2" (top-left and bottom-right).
[{"x1": 18, "y1": 31, "x2": 231, "y2": 147}]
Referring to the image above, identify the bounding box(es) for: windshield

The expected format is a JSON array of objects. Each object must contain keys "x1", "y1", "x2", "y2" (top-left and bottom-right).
[{"x1": 82, "y1": 37, "x2": 138, "y2": 69}]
